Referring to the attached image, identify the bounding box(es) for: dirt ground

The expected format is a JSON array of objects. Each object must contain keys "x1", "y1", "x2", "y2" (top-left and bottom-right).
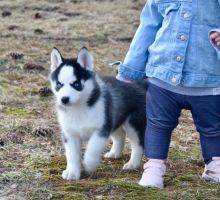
[{"x1": 0, "y1": 0, "x2": 220, "y2": 199}]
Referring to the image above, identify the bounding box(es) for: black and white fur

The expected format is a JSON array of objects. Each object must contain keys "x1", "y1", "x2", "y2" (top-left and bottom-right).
[{"x1": 50, "y1": 47, "x2": 147, "y2": 180}]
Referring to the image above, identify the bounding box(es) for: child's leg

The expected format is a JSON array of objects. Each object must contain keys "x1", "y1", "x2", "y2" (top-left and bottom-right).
[
  {"x1": 189, "y1": 95, "x2": 220, "y2": 182},
  {"x1": 139, "y1": 83, "x2": 183, "y2": 188},
  {"x1": 145, "y1": 83, "x2": 183, "y2": 160},
  {"x1": 200, "y1": 134, "x2": 220, "y2": 164}
]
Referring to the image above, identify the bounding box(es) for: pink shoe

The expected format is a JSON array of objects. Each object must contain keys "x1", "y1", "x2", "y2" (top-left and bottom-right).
[
  {"x1": 138, "y1": 159, "x2": 166, "y2": 189},
  {"x1": 202, "y1": 157, "x2": 220, "y2": 183}
]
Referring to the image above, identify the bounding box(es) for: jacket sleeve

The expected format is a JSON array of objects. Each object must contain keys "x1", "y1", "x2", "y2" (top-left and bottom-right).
[
  {"x1": 117, "y1": 0, "x2": 163, "y2": 80},
  {"x1": 209, "y1": 28, "x2": 220, "y2": 60}
]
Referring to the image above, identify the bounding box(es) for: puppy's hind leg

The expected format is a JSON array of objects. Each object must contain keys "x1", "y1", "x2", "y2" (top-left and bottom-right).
[
  {"x1": 123, "y1": 122, "x2": 143, "y2": 170},
  {"x1": 104, "y1": 127, "x2": 125, "y2": 159}
]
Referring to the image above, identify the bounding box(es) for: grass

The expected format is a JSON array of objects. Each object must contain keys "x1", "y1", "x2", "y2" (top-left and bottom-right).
[
  {"x1": 1, "y1": 107, "x2": 33, "y2": 117},
  {"x1": 0, "y1": 0, "x2": 220, "y2": 199},
  {"x1": 2, "y1": 149, "x2": 219, "y2": 199}
]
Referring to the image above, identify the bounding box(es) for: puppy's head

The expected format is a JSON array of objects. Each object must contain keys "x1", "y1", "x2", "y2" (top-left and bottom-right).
[{"x1": 50, "y1": 47, "x2": 96, "y2": 107}]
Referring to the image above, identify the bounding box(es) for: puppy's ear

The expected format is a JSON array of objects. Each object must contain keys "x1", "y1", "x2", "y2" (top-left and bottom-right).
[
  {"x1": 77, "y1": 47, "x2": 94, "y2": 71},
  {"x1": 51, "y1": 48, "x2": 63, "y2": 71}
]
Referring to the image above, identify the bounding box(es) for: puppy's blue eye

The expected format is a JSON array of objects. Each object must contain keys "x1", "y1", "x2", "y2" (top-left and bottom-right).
[
  {"x1": 56, "y1": 82, "x2": 63, "y2": 91},
  {"x1": 71, "y1": 80, "x2": 83, "y2": 91}
]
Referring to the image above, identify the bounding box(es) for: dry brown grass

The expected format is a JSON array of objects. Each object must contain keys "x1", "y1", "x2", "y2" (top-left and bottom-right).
[{"x1": 0, "y1": 0, "x2": 220, "y2": 199}]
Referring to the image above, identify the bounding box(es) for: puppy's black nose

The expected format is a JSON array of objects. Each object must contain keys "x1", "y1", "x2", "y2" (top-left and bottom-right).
[{"x1": 61, "y1": 97, "x2": 69, "y2": 104}]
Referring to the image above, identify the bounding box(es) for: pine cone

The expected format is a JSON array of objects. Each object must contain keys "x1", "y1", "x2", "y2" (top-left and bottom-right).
[
  {"x1": 9, "y1": 52, "x2": 24, "y2": 60},
  {"x1": 2, "y1": 11, "x2": 11, "y2": 17},
  {"x1": 32, "y1": 128, "x2": 54, "y2": 137},
  {"x1": 23, "y1": 63, "x2": 45, "y2": 71},
  {"x1": 38, "y1": 87, "x2": 53, "y2": 97}
]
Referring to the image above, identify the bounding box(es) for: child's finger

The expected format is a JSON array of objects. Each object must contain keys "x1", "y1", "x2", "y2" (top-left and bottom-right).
[
  {"x1": 210, "y1": 32, "x2": 220, "y2": 40},
  {"x1": 215, "y1": 37, "x2": 220, "y2": 42}
]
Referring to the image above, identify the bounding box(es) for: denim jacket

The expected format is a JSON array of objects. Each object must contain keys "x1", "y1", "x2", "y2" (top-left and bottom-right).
[{"x1": 118, "y1": 0, "x2": 220, "y2": 87}]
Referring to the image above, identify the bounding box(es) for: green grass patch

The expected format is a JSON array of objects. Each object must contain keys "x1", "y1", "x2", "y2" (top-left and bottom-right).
[
  {"x1": 27, "y1": 156, "x2": 170, "y2": 199},
  {"x1": 2, "y1": 107, "x2": 33, "y2": 117}
]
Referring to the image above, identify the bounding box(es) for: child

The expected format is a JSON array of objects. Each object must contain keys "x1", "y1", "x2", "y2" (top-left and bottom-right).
[{"x1": 117, "y1": 0, "x2": 220, "y2": 188}]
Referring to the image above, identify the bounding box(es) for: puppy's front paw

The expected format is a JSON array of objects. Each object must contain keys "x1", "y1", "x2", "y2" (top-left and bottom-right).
[
  {"x1": 83, "y1": 157, "x2": 99, "y2": 173},
  {"x1": 62, "y1": 168, "x2": 80, "y2": 180}
]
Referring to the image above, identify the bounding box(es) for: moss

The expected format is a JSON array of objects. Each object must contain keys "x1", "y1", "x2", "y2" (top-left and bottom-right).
[
  {"x1": 30, "y1": 156, "x2": 170, "y2": 200},
  {"x1": 51, "y1": 192, "x2": 87, "y2": 200},
  {"x1": 2, "y1": 107, "x2": 33, "y2": 117},
  {"x1": 177, "y1": 175, "x2": 196, "y2": 182},
  {"x1": 27, "y1": 155, "x2": 220, "y2": 200},
  {"x1": 107, "y1": 180, "x2": 168, "y2": 199}
]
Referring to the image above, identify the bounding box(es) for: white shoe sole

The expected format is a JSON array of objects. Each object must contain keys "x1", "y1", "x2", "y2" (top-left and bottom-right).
[
  {"x1": 202, "y1": 172, "x2": 220, "y2": 183},
  {"x1": 138, "y1": 180, "x2": 164, "y2": 189}
]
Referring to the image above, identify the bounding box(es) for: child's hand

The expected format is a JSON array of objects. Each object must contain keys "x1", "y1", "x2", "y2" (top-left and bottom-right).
[{"x1": 210, "y1": 31, "x2": 220, "y2": 48}]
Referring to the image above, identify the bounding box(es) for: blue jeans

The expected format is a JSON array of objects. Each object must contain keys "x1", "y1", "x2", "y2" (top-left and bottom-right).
[{"x1": 145, "y1": 83, "x2": 220, "y2": 164}]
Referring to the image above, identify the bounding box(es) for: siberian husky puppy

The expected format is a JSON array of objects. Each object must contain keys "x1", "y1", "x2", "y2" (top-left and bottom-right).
[{"x1": 50, "y1": 47, "x2": 147, "y2": 180}]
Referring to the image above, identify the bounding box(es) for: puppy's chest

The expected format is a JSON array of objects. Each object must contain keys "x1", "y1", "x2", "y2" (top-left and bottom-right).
[{"x1": 58, "y1": 104, "x2": 105, "y2": 139}]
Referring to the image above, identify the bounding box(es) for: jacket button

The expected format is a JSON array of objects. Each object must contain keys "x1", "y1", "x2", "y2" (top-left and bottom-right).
[
  {"x1": 183, "y1": 12, "x2": 190, "y2": 19},
  {"x1": 180, "y1": 35, "x2": 187, "y2": 41},
  {"x1": 176, "y1": 56, "x2": 182, "y2": 62}
]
